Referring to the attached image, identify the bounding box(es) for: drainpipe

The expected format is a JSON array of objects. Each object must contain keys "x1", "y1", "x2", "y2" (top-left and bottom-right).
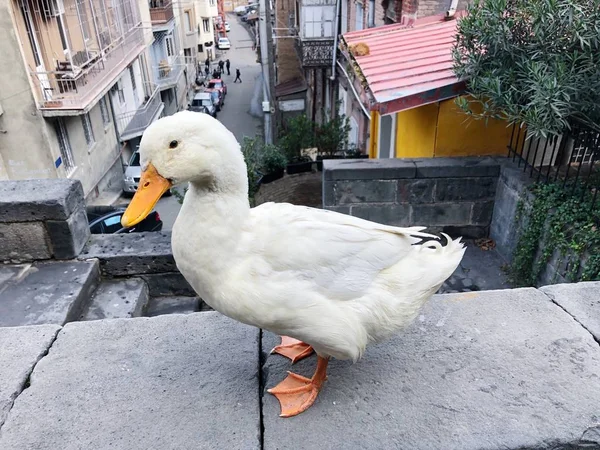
[
  {"x1": 445, "y1": 0, "x2": 459, "y2": 18},
  {"x1": 329, "y1": 0, "x2": 342, "y2": 83}
]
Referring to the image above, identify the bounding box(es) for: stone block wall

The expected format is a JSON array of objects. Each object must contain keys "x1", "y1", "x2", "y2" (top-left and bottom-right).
[
  {"x1": 254, "y1": 171, "x2": 322, "y2": 208},
  {"x1": 323, "y1": 157, "x2": 501, "y2": 238},
  {"x1": 0, "y1": 180, "x2": 90, "y2": 262}
]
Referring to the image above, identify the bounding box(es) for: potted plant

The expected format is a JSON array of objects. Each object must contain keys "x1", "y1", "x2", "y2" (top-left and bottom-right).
[
  {"x1": 258, "y1": 144, "x2": 287, "y2": 184},
  {"x1": 278, "y1": 114, "x2": 315, "y2": 174},
  {"x1": 314, "y1": 113, "x2": 352, "y2": 170}
]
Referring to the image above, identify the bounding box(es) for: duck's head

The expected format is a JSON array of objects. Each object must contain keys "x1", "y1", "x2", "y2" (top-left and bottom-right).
[{"x1": 121, "y1": 110, "x2": 246, "y2": 228}]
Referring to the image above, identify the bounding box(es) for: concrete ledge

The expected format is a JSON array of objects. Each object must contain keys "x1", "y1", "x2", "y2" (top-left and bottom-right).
[
  {"x1": 324, "y1": 159, "x2": 417, "y2": 180},
  {"x1": 0, "y1": 324, "x2": 60, "y2": 428},
  {"x1": 80, "y1": 232, "x2": 177, "y2": 276},
  {"x1": 0, "y1": 179, "x2": 83, "y2": 222},
  {"x1": 262, "y1": 288, "x2": 600, "y2": 449},
  {"x1": 0, "y1": 313, "x2": 260, "y2": 450},
  {"x1": 541, "y1": 281, "x2": 600, "y2": 342}
]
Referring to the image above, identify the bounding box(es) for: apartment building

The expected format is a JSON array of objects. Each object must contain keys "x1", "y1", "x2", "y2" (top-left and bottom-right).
[
  {"x1": 194, "y1": 0, "x2": 218, "y2": 61},
  {"x1": 0, "y1": 0, "x2": 167, "y2": 200}
]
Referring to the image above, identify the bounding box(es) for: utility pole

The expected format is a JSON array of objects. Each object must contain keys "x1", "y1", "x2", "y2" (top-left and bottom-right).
[{"x1": 258, "y1": 0, "x2": 276, "y2": 144}]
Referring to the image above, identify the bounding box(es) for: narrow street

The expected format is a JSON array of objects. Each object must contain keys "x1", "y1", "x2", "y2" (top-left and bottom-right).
[{"x1": 119, "y1": 15, "x2": 264, "y2": 231}]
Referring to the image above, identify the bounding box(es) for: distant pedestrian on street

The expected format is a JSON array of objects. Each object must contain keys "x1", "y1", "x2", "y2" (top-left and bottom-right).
[
  {"x1": 205, "y1": 57, "x2": 210, "y2": 69},
  {"x1": 204, "y1": 66, "x2": 209, "y2": 77},
  {"x1": 218, "y1": 60, "x2": 225, "y2": 72},
  {"x1": 234, "y1": 68, "x2": 241, "y2": 83},
  {"x1": 225, "y1": 59, "x2": 231, "y2": 75}
]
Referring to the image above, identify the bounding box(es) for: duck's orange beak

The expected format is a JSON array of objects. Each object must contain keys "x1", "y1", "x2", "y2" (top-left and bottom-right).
[{"x1": 121, "y1": 163, "x2": 172, "y2": 228}]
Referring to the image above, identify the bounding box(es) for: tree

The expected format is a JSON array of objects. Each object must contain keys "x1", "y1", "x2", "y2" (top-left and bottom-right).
[{"x1": 453, "y1": 0, "x2": 600, "y2": 138}]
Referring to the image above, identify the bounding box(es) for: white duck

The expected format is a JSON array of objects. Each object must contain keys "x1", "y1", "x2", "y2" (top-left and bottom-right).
[{"x1": 122, "y1": 111, "x2": 465, "y2": 418}]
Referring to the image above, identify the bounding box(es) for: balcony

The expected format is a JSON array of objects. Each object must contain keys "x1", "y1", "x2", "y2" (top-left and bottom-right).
[
  {"x1": 295, "y1": 38, "x2": 335, "y2": 67},
  {"x1": 155, "y1": 57, "x2": 185, "y2": 90},
  {"x1": 34, "y1": 28, "x2": 146, "y2": 115},
  {"x1": 150, "y1": 0, "x2": 174, "y2": 25},
  {"x1": 116, "y1": 85, "x2": 165, "y2": 141}
]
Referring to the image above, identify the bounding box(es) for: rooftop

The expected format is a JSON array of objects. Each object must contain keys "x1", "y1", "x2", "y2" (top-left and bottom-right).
[{"x1": 342, "y1": 13, "x2": 467, "y2": 114}]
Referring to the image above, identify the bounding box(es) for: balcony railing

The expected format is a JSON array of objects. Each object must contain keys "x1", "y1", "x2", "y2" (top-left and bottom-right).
[
  {"x1": 155, "y1": 56, "x2": 185, "y2": 89},
  {"x1": 295, "y1": 37, "x2": 335, "y2": 67},
  {"x1": 149, "y1": 0, "x2": 174, "y2": 25},
  {"x1": 117, "y1": 85, "x2": 165, "y2": 140},
  {"x1": 34, "y1": 28, "x2": 145, "y2": 113}
]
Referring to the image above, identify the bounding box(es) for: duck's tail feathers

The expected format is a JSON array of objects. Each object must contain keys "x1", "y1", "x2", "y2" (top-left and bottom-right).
[{"x1": 416, "y1": 233, "x2": 466, "y2": 288}]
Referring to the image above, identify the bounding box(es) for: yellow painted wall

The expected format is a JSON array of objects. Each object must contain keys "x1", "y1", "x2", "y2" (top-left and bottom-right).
[
  {"x1": 394, "y1": 103, "x2": 437, "y2": 158},
  {"x1": 369, "y1": 110, "x2": 379, "y2": 159},
  {"x1": 435, "y1": 98, "x2": 513, "y2": 157},
  {"x1": 392, "y1": 96, "x2": 512, "y2": 158}
]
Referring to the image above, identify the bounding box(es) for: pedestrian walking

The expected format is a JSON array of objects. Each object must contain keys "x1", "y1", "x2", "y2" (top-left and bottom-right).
[
  {"x1": 218, "y1": 60, "x2": 224, "y2": 72},
  {"x1": 225, "y1": 59, "x2": 231, "y2": 75},
  {"x1": 204, "y1": 66, "x2": 209, "y2": 77},
  {"x1": 212, "y1": 68, "x2": 220, "y2": 79},
  {"x1": 234, "y1": 68, "x2": 241, "y2": 83},
  {"x1": 204, "y1": 57, "x2": 210, "y2": 69}
]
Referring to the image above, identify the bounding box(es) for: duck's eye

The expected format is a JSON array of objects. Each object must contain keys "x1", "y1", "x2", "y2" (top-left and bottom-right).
[{"x1": 169, "y1": 140, "x2": 179, "y2": 149}]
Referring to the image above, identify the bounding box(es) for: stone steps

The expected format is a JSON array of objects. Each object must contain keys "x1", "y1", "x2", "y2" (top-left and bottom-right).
[
  {"x1": 0, "y1": 260, "x2": 99, "y2": 327},
  {"x1": 145, "y1": 296, "x2": 202, "y2": 317},
  {"x1": 80, "y1": 278, "x2": 149, "y2": 321}
]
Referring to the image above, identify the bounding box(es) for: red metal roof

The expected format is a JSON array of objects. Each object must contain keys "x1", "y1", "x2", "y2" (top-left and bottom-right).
[{"x1": 342, "y1": 13, "x2": 466, "y2": 114}]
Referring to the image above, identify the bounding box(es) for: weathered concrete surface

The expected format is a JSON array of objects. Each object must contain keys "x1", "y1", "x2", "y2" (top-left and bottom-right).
[
  {"x1": 0, "y1": 222, "x2": 52, "y2": 261},
  {"x1": 0, "y1": 179, "x2": 83, "y2": 222},
  {"x1": 0, "y1": 260, "x2": 99, "y2": 327},
  {"x1": 80, "y1": 232, "x2": 177, "y2": 276},
  {"x1": 262, "y1": 288, "x2": 600, "y2": 449},
  {"x1": 146, "y1": 295, "x2": 200, "y2": 317},
  {"x1": 541, "y1": 281, "x2": 600, "y2": 343},
  {"x1": 0, "y1": 313, "x2": 260, "y2": 450},
  {"x1": 0, "y1": 325, "x2": 61, "y2": 428},
  {"x1": 81, "y1": 278, "x2": 149, "y2": 321}
]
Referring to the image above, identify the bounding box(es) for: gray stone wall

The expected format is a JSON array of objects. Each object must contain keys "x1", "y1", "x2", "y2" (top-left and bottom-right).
[
  {"x1": 323, "y1": 157, "x2": 501, "y2": 238},
  {"x1": 255, "y1": 171, "x2": 322, "y2": 208},
  {"x1": 0, "y1": 180, "x2": 90, "y2": 262}
]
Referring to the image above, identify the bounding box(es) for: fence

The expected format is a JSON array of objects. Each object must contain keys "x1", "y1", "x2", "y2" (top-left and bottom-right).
[{"x1": 507, "y1": 123, "x2": 600, "y2": 208}]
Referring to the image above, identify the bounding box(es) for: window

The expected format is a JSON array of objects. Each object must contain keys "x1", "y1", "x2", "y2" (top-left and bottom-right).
[
  {"x1": 202, "y1": 19, "x2": 210, "y2": 33},
  {"x1": 355, "y1": 2, "x2": 364, "y2": 30},
  {"x1": 76, "y1": 0, "x2": 91, "y2": 41},
  {"x1": 166, "y1": 34, "x2": 175, "y2": 57},
  {"x1": 303, "y1": 6, "x2": 334, "y2": 38},
  {"x1": 128, "y1": 66, "x2": 137, "y2": 92},
  {"x1": 99, "y1": 97, "x2": 111, "y2": 125},
  {"x1": 198, "y1": 44, "x2": 204, "y2": 52},
  {"x1": 115, "y1": 82, "x2": 126, "y2": 104},
  {"x1": 54, "y1": 119, "x2": 75, "y2": 172},
  {"x1": 184, "y1": 11, "x2": 192, "y2": 32},
  {"x1": 368, "y1": 0, "x2": 375, "y2": 27},
  {"x1": 81, "y1": 113, "x2": 95, "y2": 148},
  {"x1": 210, "y1": 0, "x2": 216, "y2": 6}
]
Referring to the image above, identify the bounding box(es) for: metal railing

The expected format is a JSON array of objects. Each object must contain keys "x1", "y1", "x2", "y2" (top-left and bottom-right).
[
  {"x1": 507, "y1": 123, "x2": 600, "y2": 207},
  {"x1": 116, "y1": 84, "x2": 164, "y2": 140},
  {"x1": 34, "y1": 28, "x2": 145, "y2": 111},
  {"x1": 149, "y1": 0, "x2": 174, "y2": 24},
  {"x1": 155, "y1": 57, "x2": 184, "y2": 89}
]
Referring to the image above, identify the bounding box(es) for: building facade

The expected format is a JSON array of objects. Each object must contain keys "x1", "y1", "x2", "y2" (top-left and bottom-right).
[{"x1": 0, "y1": 0, "x2": 203, "y2": 200}]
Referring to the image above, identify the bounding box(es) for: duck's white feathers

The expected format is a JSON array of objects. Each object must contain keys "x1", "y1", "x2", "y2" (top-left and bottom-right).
[{"x1": 174, "y1": 198, "x2": 465, "y2": 362}]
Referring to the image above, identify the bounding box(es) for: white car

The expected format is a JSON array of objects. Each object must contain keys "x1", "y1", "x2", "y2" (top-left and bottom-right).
[
  {"x1": 234, "y1": 5, "x2": 247, "y2": 14},
  {"x1": 217, "y1": 37, "x2": 231, "y2": 50},
  {"x1": 224, "y1": 21, "x2": 230, "y2": 31}
]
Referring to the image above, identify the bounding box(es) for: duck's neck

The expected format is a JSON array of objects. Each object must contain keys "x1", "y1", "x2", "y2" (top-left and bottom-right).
[{"x1": 173, "y1": 181, "x2": 250, "y2": 265}]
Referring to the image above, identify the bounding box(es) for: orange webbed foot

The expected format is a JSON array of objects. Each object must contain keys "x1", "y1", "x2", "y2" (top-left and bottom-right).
[
  {"x1": 271, "y1": 336, "x2": 314, "y2": 363},
  {"x1": 268, "y1": 356, "x2": 329, "y2": 418}
]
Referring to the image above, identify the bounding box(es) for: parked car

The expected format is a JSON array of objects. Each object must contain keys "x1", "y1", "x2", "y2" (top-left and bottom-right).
[
  {"x1": 206, "y1": 87, "x2": 224, "y2": 109},
  {"x1": 87, "y1": 208, "x2": 163, "y2": 234},
  {"x1": 224, "y1": 21, "x2": 230, "y2": 31},
  {"x1": 123, "y1": 150, "x2": 171, "y2": 196},
  {"x1": 189, "y1": 92, "x2": 217, "y2": 117},
  {"x1": 241, "y1": 10, "x2": 255, "y2": 22},
  {"x1": 217, "y1": 36, "x2": 231, "y2": 50},
  {"x1": 207, "y1": 79, "x2": 227, "y2": 96},
  {"x1": 234, "y1": 5, "x2": 247, "y2": 15}
]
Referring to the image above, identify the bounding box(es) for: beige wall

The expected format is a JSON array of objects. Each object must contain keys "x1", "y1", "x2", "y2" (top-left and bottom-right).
[{"x1": 0, "y1": 0, "x2": 58, "y2": 181}]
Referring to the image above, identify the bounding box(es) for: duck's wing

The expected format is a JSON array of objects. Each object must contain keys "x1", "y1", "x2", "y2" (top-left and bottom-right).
[{"x1": 243, "y1": 202, "x2": 440, "y2": 301}]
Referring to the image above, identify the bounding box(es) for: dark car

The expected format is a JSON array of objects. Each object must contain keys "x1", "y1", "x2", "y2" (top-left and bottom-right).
[{"x1": 87, "y1": 208, "x2": 163, "y2": 234}]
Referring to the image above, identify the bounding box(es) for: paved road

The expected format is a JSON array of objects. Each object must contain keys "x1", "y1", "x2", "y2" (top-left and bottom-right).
[{"x1": 119, "y1": 15, "x2": 263, "y2": 231}]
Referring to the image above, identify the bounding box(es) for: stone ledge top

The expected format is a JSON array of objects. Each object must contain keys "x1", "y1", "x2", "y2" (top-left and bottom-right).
[
  {"x1": 323, "y1": 157, "x2": 501, "y2": 181},
  {"x1": 0, "y1": 313, "x2": 260, "y2": 450},
  {"x1": 0, "y1": 179, "x2": 84, "y2": 222}
]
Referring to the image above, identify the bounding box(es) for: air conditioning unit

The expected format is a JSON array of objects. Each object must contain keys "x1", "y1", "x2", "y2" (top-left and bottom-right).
[{"x1": 41, "y1": 0, "x2": 65, "y2": 19}]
